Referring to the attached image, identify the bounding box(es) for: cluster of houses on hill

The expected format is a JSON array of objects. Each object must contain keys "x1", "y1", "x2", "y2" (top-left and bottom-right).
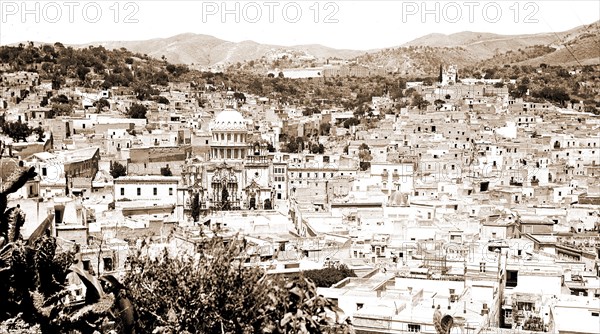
[{"x1": 1, "y1": 67, "x2": 599, "y2": 333}]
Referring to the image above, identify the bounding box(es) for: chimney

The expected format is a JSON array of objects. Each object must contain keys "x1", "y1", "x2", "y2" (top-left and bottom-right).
[{"x1": 481, "y1": 303, "x2": 489, "y2": 315}]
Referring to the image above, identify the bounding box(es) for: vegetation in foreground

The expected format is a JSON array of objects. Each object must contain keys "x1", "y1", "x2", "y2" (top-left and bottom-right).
[{"x1": 1, "y1": 163, "x2": 351, "y2": 333}]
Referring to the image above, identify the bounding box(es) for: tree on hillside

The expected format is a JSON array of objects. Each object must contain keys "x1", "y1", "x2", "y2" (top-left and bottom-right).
[
  {"x1": 283, "y1": 136, "x2": 305, "y2": 153},
  {"x1": 33, "y1": 127, "x2": 44, "y2": 142},
  {"x1": 233, "y1": 92, "x2": 246, "y2": 103},
  {"x1": 190, "y1": 192, "x2": 200, "y2": 222},
  {"x1": 50, "y1": 103, "x2": 73, "y2": 117},
  {"x1": 411, "y1": 94, "x2": 430, "y2": 110},
  {"x1": 320, "y1": 123, "x2": 331, "y2": 135},
  {"x1": 156, "y1": 96, "x2": 170, "y2": 105},
  {"x1": 1, "y1": 121, "x2": 33, "y2": 142},
  {"x1": 110, "y1": 161, "x2": 127, "y2": 179},
  {"x1": 532, "y1": 87, "x2": 570, "y2": 106},
  {"x1": 127, "y1": 103, "x2": 147, "y2": 119},
  {"x1": 303, "y1": 106, "x2": 320, "y2": 116},
  {"x1": 133, "y1": 83, "x2": 159, "y2": 101},
  {"x1": 160, "y1": 166, "x2": 173, "y2": 177},
  {"x1": 434, "y1": 99, "x2": 445, "y2": 110},
  {"x1": 343, "y1": 118, "x2": 360, "y2": 129},
  {"x1": 93, "y1": 98, "x2": 110, "y2": 111},
  {"x1": 76, "y1": 66, "x2": 90, "y2": 81},
  {"x1": 358, "y1": 143, "x2": 372, "y2": 171},
  {"x1": 50, "y1": 94, "x2": 69, "y2": 104},
  {"x1": 310, "y1": 143, "x2": 325, "y2": 154},
  {"x1": 301, "y1": 265, "x2": 357, "y2": 288}
]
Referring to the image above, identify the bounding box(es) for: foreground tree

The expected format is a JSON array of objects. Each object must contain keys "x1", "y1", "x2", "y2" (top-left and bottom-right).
[
  {"x1": 0, "y1": 166, "x2": 86, "y2": 332},
  {"x1": 124, "y1": 237, "x2": 352, "y2": 333},
  {"x1": 1, "y1": 168, "x2": 351, "y2": 334}
]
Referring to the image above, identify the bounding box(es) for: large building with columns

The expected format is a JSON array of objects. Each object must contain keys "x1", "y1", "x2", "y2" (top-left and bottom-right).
[{"x1": 180, "y1": 106, "x2": 277, "y2": 216}]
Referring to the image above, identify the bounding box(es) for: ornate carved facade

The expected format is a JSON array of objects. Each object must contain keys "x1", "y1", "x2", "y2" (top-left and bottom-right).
[{"x1": 181, "y1": 107, "x2": 275, "y2": 218}]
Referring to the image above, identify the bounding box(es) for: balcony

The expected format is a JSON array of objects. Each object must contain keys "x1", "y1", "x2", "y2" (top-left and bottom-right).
[{"x1": 246, "y1": 155, "x2": 269, "y2": 166}]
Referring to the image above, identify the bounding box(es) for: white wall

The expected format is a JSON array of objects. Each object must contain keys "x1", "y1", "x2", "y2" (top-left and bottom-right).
[{"x1": 114, "y1": 178, "x2": 178, "y2": 204}]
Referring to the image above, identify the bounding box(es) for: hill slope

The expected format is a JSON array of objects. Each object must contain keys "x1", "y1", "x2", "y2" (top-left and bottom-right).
[
  {"x1": 75, "y1": 20, "x2": 598, "y2": 71},
  {"x1": 84, "y1": 33, "x2": 366, "y2": 66},
  {"x1": 403, "y1": 21, "x2": 599, "y2": 66},
  {"x1": 356, "y1": 20, "x2": 599, "y2": 75}
]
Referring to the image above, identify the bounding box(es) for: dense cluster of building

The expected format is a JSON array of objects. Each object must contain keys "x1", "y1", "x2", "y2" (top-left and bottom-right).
[{"x1": 1, "y1": 66, "x2": 599, "y2": 333}]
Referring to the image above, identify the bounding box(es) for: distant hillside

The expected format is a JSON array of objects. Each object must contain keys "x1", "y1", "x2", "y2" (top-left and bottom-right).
[
  {"x1": 518, "y1": 23, "x2": 600, "y2": 66},
  {"x1": 355, "y1": 46, "x2": 477, "y2": 77},
  {"x1": 403, "y1": 31, "x2": 562, "y2": 60},
  {"x1": 357, "y1": 21, "x2": 599, "y2": 75},
  {"x1": 406, "y1": 21, "x2": 598, "y2": 66},
  {"x1": 83, "y1": 33, "x2": 366, "y2": 66},
  {"x1": 53, "y1": 20, "x2": 599, "y2": 73}
]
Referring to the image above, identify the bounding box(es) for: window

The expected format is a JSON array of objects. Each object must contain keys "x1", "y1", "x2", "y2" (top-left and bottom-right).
[
  {"x1": 169, "y1": 188, "x2": 173, "y2": 196},
  {"x1": 103, "y1": 258, "x2": 113, "y2": 271},
  {"x1": 408, "y1": 324, "x2": 421, "y2": 332},
  {"x1": 120, "y1": 188, "x2": 125, "y2": 196},
  {"x1": 479, "y1": 262, "x2": 486, "y2": 273},
  {"x1": 153, "y1": 187, "x2": 157, "y2": 196},
  {"x1": 82, "y1": 260, "x2": 91, "y2": 271},
  {"x1": 137, "y1": 188, "x2": 141, "y2": 196},
  {"x1": 506, "y1": 270, "x2": 518, "y2": 287},
  {"x1": 42, "y1": 167, "x2": 47, "y2": 176}
]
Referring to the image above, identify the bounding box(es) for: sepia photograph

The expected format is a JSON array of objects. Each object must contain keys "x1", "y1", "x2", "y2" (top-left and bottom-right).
[{"x1": 0, "y1": 0, "x2": 599, "y2": 333}]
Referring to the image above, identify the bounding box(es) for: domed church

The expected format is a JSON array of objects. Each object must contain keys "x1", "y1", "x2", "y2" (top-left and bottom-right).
[{"x1": 181, "y1": 98, "x2": 275, "y2": 215}]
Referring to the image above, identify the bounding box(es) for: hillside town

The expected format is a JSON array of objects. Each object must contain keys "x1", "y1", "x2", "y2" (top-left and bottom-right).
[{"x1": 0, "y1": 42, "x2": 599, "y2": 334}]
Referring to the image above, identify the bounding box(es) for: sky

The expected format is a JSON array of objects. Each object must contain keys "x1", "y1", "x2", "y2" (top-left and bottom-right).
[{"x1": 0, "y1": 1, "x2": 598, "y2": 49}]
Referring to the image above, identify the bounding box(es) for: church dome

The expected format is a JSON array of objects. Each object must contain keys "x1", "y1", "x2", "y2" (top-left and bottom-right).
[{"x1": 210, "y1": 109, "x2": 247, "y2": 131}]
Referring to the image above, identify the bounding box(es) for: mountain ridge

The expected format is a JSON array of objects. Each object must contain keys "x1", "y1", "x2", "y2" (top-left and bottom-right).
[{"x1": 13, "y1": 20, "x2": 598, "y2": 68}]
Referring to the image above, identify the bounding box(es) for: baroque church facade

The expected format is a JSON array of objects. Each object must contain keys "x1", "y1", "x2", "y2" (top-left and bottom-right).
[{"x1": 180, "y1": 105, "x2": 275, "y2": 219}]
